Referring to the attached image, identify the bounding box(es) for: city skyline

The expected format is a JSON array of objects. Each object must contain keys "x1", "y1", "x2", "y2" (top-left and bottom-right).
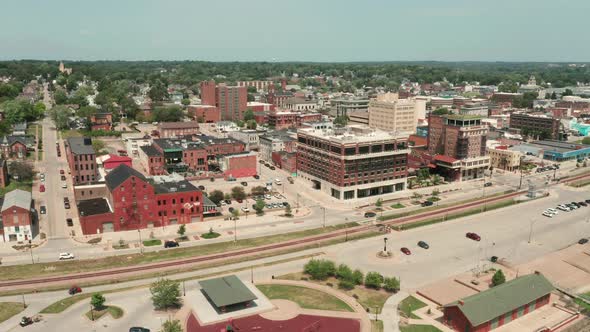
[{"x1": 1, "y1": 0, "x2": 589, "y2": 62}]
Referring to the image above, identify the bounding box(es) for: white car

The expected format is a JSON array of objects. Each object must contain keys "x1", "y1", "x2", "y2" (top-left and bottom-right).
[
  {"x1": 557, "y1": 205, "x2": 570, "y2": 212},
  {"x1": 264, "y1": 194, "x2": 271, "y2": 200},
  {"x1": 275, "y1": 179, "x2": 282, "y2": 185},
  {"x1": 241, "y1": 207, "x2": 250, "y2": 213},
  {"x1": 58, "y1": 252, "x2": 75, "y2": 260},
  {"x1": 61, "y1": 182, "x2": 67, "y2": 189},
  {"x1": 542, "y1": 211, "x2": 553, "y2": 218},
  {"x1": 547, "y1": 208, "x2": 558, "y2": 215}
]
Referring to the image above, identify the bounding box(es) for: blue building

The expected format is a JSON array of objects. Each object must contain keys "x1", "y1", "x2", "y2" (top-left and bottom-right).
[{"x1": 531, "y1": 140, "x2": 590, "y2": 162}]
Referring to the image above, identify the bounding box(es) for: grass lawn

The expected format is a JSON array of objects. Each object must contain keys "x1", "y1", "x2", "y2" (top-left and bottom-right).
[
  {"x1": 85, "y1": 305, "x2": 124, "y2": 320},
  {"x1": 142, "y1": 239, "x2": 162, "y2": 247},
  {"x1": 399, "y1": 296, "x2": 427, "y2": 319},
  {"x1": 0, "y1": 222, "x2": 362, "y2": 282},
  {"x1": 400, "y1": 325, "x2": 442, "y2": 332},
  {"x1": 372, "y1": 320, "x2": 384, "y2": 332},
  {"x1": 391, "y1": 203, "x2": 405, "y2": 209},
  {"x1": 257, "y1": 284, "x2": 353, "y2": 312},
  {"x1": 60, "y1": 130, "x2": 83, "y2": 139},
  {"x1": 0, "y1": 302, "x2": 26, "y2": 323},
  {"x1": 0, "y1": 180, "x2": 33, "y2": 198},
  {"x1": 201, "y1": 232, "x2": 221, "y2": 239},
  {"x1": 279, "y1": 272, "x2": 390, "y2": 311}
]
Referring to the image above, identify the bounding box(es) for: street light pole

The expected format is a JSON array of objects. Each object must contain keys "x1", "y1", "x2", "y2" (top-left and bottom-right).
[
  {"x1": 322, "y1": 207, "x2": 326, "y2": 228},
  {"x1": 137, "y1": 229, "x2": 143, "y2": 254},
  {"x1": 28, "y1": 240, "x2": 34, "y2": 264},
  {"x1": 518, "y1": 156, "x2": 524, "y2": 190},
  {"x1": 234, "y1": 218, "x2": 237, "y2": 243},
  {"x1": 528, "y1": 219, "x2": 537, "y2": 244},
  {"x1": 383, "y1": 237, "x2": 388, "y2": 252}
]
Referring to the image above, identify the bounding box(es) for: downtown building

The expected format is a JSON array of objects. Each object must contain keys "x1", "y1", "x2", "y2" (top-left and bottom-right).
[
  {"x1": 297, "y1": 125, "x2": 409, "y2": 201},
  {"x1": 65, "y1": 137, "x2": 99, "y2": 185},
  {"x1": 427, "y1": 115, "x2": 490, "y2": 181},
  {"x1": 368, "y1": 93, "x2": 426, "y2": 134},
  {"x1": 200, "y1": 81, "x2": 248, "y2": 121}
]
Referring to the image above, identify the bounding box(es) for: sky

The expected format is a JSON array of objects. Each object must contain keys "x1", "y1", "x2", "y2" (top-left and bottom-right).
[{"x1": 0, "y1": 0, "x2": 589, "y2": 62}]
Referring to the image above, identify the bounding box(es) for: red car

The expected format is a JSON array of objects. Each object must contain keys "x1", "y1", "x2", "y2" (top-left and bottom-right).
[
  {"x1": 237, "y1": 199, "x2": 243, "y2": 203},
  {"x1": 68, "y1": 286, "x2": 82, "y2": 295},
  {"x1": 400, "y1": 247, "x2": 411, "y2": 255},
  {"x1": 39, "y1": 184, "x2": 45, "y2": 192},
  {"x1": 466, "y1": 232, "x2": 481, "y2": 241},
  {"x1": 60, "y1": 169, "x2": 65, "y2": 175}
]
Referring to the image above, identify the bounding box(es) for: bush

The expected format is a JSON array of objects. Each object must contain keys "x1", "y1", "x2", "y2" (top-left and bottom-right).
[
  {"x1": 91, "y1": 293, "x2": 106, "y2": 310},
  {"x1": 304, "y1": 259, "x2": 336, "y2": 280},
  {"x1": 352, "y1": 269, "x2": 364, "y2": 285},
  {"x1": 143, "y1": 239, "x2": 162, "y2": 246},
  {"x1": 383, "y1": 277, "x2": 400, "y2": 292},
  {"x1": 364, "y1": 272, "x2": 384, "y2": 289},
  {"x1": 492, "y1": 269, "x2": 506, "y2": 287},
  {"x1": 326, "y1": 282, "x2": 333, "y2": 287},
  {"x1": 338, "y1": 280, "x2": 355, "y2": 290},
  {"x1": 150, "y1": 278, "x2": 182, "y2": 310}
]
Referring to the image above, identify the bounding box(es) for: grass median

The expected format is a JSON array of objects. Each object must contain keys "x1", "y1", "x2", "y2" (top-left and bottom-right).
[
  {"x1": 0, "y1": 302, "x2": 26, "y2": 323},
  {"x1": 398, "y1": 295, "x2": 426, "y2": 319},
  {"x1": 257, "y1": 284, "x2": 354, "y2": 312},
  {"x1": 0, "y1": 222, "x2": 359, "y2": 282}
]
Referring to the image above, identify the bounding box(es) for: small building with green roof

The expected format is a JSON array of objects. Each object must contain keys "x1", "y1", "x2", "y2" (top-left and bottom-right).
[
  {"x1": 443, "y1": 272, "x2": 554, "y2": 332},
  {"x1": 199, "y1": 275, "x2": 258, "y2": 313}
]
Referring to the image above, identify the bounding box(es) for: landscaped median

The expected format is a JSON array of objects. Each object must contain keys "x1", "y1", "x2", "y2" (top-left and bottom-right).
[
  {"x1": 0, "y1": 302, "x2": 26, "y2": 323},
  {"x1": 257, "y1": 284, "x2": 354, "y2": 312}
]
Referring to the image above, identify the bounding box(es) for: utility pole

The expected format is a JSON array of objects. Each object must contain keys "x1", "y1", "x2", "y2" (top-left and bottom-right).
[
  {"x1": 28, "y1": 240, "x2": 34, "y2": 264},
  {"x1": 518, "y1": 156, "x2": 524, "y2": 190},
  {"x1": 21, "y1": 294, "x2": 26, "y2": 308},
  {"x1": 528, "y1": 219, "x2": 537, "y2": 244},
  {"x1": 137, "y1": 229, "x2": 143, "y2": 254},
  {"x1": 90, "y1": 303, "x2": 95, "y2": 321},
  {"x1": 183, "y1": 281, "x2": 186, "y2": 296},
  {"x1": 322, "y1": 207, "x2": 326, "y2": 228},
  {"x1": 234, "y1": 217, "x2": 237, "y2": 243}
]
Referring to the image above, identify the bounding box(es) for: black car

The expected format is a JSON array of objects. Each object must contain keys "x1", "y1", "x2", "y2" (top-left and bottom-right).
[
  {"x1": 241, "y1": 181, "x2": 248, "y2": 186},
  {"x1": 198, "y1": 185, "x2": 205, "y2": 190},
  {"x1": 64, "y1": 202, "x2": 70, "y2": 209},
  {"x1": 270, "y1": 166, "x2": 276, "y2": 170},
  {"x1": 579, "y1": 238, "x2": 589, "y2": 245},
  {"x1": 579, "y1": 202, "x2": 588, "y2": 207},
  {"x1": 421, "y1": 201, "x2": 434, "y2": 207},
  {"x1": 225, "y1": 199, "x2": 232, "y2": 204},
  {"x1": 490, "y1": 256, "x2": 498, "y2": 263},
  {"x1": 164, "y1": 240, "x2": 179, "y2": 248},
  {"x1": 228, "y1": 207, "x2": 235, "y2": 213},
  {"x1": 61, "y1": 175, "x2": 66, "y2": 181},
  {"x1": 40, "y1": 206, "x2": 46, "y2": 214},
  {"x1": 364, "y1": 212, "x2": 376, "y2": 218},
  {"x1": 585, "y1": 199, "x2": 590, "y2": 204},
  {"x1": 253, "y1": 175, "x2": 260, "y2": 179},
  {"x1": 66, "y1": 218, "x2": 73, "y2": 227},
  {"x1": 484, "y1": 182, "x2": 493, "y2": 187},
  {"x1": 19, "y1": 316, "x2": 33, "y2": 327},
  {"x1": 418, "y1": 241, "x2": 430, "y2": 249},
  {"x1": 129, "y1": 328, "x2": 150, "y2": 332}
]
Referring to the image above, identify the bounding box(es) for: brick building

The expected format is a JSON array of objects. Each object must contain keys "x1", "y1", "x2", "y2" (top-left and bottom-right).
[
  {"x1": 272, "y1": 151, "x2": 297, "y2": 173},
  {"x1": 219, "y1": 152, "x2": 257, "y2": 178},
  {"x1": 78, "y1": 164, "x2": 204, "y2": 234},
  {"x1": 259, "y1": 132, "x2": 296, "y2": 162},
  {"x1": 158, "y1": 121, "x2": 200, "y2": 138},
  {"x1": 139, "y1": 145, "x2": 166, "y2": 175},
  {"x1": 443, "y1": 273, "x2": 553, "y2": 332},
  {"x1": 237, "y1": 80, "x2": 273, "y2": 92},
  {"x1": 297, "y1": 125, "x2": 409, "y2": 201},
  {"x1": 0, "y1": 159, "x2": 8, "y2": 188},
  {"x1": 0, "y1": 189, "x2": 35, "y2": 242},
  {"x1": 65, "y1": 137, "x2": 98, "y2": 185},
  {"x1": 98, "y1": 154, "x2": 133, "y2": 171},
  {"x1": 187, "y1": 105, "x2": 220, "y2": 123},
  {"x1": 268, "y1": 111, "x2": 322, "y2": 130},
  {"x1": 509, "y1": 113, "x2": 562, "y2": 140},
  {"x1": 0, "y1": 135, "x2": 35, "y2": 159},
  {"x1": 89, "y1": 112, "x2": 113, "y2": 131},
  {"x1": 200, "y1": 81, "x2": 248, "y2": 121},
  {"x1": 427, "y1": 115, "x2": 490, "y2": 181}
]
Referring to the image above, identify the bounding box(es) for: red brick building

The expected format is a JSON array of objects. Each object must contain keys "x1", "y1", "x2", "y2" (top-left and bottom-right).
[
  {"x1": 66, "y1": 137, "x2": 98, "y2": 185},
  {"x1": 187, "y1": 105, "x2": 220, "y2": 123},
  {"x1": 1, "y1": 135, "x2": 35, "y2": 160},
  {"x1": 100, "y1": 154, "x2": 133, "y2": 171},
  {"x1": 140, "y1": 145, "x2": 166, "y2": 175},
  {"x1": 268, "y1": 111, "x2": 322, "y2": 130},
  {"x1": 0, "y1": 159, "x2": 8, "y2": 188},
  {"x1": 247, "y1": 102, "x2": 275, "y2": 112},
  {"x1": 200, "y1": 81, "x2": 248, "y2": 121},
  {"x1": 158, "y1": 121, "x2": 200, "y2": 138},
  {"x1": 1, "y1": 189, "x2": 35, "y2": 242},
  {"x1": 220, "y1": 153, "x2": 257, "y2": 178},
  {"x1": 443, "y1": 273, "x2": 553, "y2": 332},
  {"x1": 78, "y1": 164, "x2": 204, "y2": 234},
  {"x1": 89, "y1": 112, "x2": 113, "y2": 131},
  {"x1": 272, "y1": 151, "x2": 297, "y2": 173}
]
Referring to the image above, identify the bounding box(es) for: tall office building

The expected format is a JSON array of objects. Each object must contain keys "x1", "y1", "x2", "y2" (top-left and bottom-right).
[
  {"x1": 200, "y1": 81, "x2": 248, "y2": 121},
  {"x1": 368, "y1": 93, "x2": 422, "y2": 134}
]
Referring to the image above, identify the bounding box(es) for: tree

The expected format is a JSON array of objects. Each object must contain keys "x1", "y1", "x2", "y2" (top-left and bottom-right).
[
  {"x1": 231, "y1": 186, "x2": 246, "y2": 200},
  {"x1": 375, "y1": 198, "x2": 383, "y2": 209},
  {"x1": 224, "y1": 193, "x2": 231, "y2": 201},
  {"x1": 10, "y1": 161, "x2": 34, "y2": 181},
  {"x1": 231, "y1": 209, "x2": 240, "y2": 219},
  {"x1": 91, "y1": 293, "x2": 106, "y2": 310},
  {"x1": 246, "y1": 119, "x2": 257, "y2": 130},
  {"x1": 148, "y1": 81, "x2": 168, "y2": 101},
  {"x1": 364, "y1": 272, "x2": 384, "y2": 289},
  {"x1": 333, "y1": 116, "x2": 348, "y2": 127},
  {"x1": 550, "y1": 91, "x2": 557, "y2": 100},
  {"x1": 254, "y1": 199, "x2": 265, "y2": 215},
  {"x1": 251, "y1": 186, "x2": 266, "y2": 196},
  {"x1": 161, "y1": 319, "x2": 182, "y2": 332},
  {"x1": 411, "y1": 192, "x2": 423, "y2": 202},
  {"x1": 92, "y1": 139, "x2": 107, "y2": 155},
  {"x1": 235, "y1": 120, "x2": 245, "y2": 128},
  {"x1": 304, "y1": 259, "x2": 336, "y2": 280},
  {"x1": 181, "y1": 98, "x2": 190, "y2": 106},
  {"x1": 243, "y1": 109, "x2": 255, "y2": 121},
  {"x1": 208, "y1": 190, "x2": 224, "y2": 205},
  {"x1": 583, "y1": 137, "x2": 590, "y2": 145},
  {"x1": 33, "y1": 102, "x2": 46, "y2": 118},
  {"x1": 562, "y1": 88, "x2": 574, "y2": 97},
  {"x1": 48, "y1": 105, "x2": 71, "y2": 130},
  {"x1": 352, "y1": 269, "x2": 364, "y2": 285},
  {"x1": 382, "y1": 277, "x2": 400, "y2": 292},
  {"x1": 54, "y1": 89, "x2": 68, "y2": 105},
  {"x1": 432, "y1": 107, "x2": 450, "y2": 115},
  {"x1": 336, "y1": 264, "x2": 353, "y2": 281},
  {"x1": 152, "y1": 106, "x2": 183, "y2": 122},
  {"x1": 150, "y1": 278, "x2": 182, "y2": 310},
  {"x1": 431, "y1": 189, "x2": 440, "y2": 198},
  {"x1": 492, "y1": 269, "x2": 506, "y2": 287},
  {"x1": 247, "y1": 86, "x2": 257, "y2": 94},
  {"x1": 177, "y1": 224, "x2": 186, "y2": 238}
]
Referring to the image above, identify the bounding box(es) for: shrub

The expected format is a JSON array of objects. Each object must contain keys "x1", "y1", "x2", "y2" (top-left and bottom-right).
[
  {"x1": 91, "y1": 293, "x2": 106, "y2": 310},
  {"x1": 352, "y1": 294, "x2": 359, "y2": 299},
  {"x1": 336, "y1": 264, "x2": 353, "y2": 281},
  {"x1": 364, "y1": 272, "x2": 384, "y2": 289},
  {"x1": 492, "y1": 269, "x2": 506, "y2": 287},
  {"x1": 352, "y1": 269, "x2": 364, "y2": 285},
  {"x1": 326, "y1": 282, "x2": 333, "y2": 287},
  {"x1": 338, "y1": 280, "x2": 355, "y2": 290},
  {"x1": 304, "y1": 259, "x2": 336, "y2": 280},
  {"x1": 383, "y1": 277, "x2": 400, "y2": 292},
  {"x1": 150, "y1": 278, "x2": 182, "y2": 310}
]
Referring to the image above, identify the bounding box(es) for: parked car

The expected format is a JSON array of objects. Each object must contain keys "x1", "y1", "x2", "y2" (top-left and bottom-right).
[
  {"x1": 270, "y1": 166, "x2": 276, "y2": 170},
  {"x1": 579, "y1": 201, "x2": 588, "y2": 207},
  {"x1": 542, "y1": 211, "x2": 553, "y2": 218},
  {"x1": 129, "y1": 328, "x2": 151, "y2": 332},
  {"x1": 579, "y1": 238, "x2": 589, "y2": 245},
  {"x1": 490, "y1": 256, "x2": 499, "y2": 263},
  {"x1": 228, "y1": 207, "x2": 234, "y2": 213},
  {"x1": 585, "y1": 199, "x2": 590, "y2": 204},
  {"x1": 164, "y1": 240, "x2": 179, "y2": 248},
  {"x1": 364, "y1": 212, "x2": 376, "y2": 218},
  {"x1": 484, "y1": 182, "x2": 493, "y2": 187},
  {"x1": 66, "y1": 218, "x2": 73, "y2": 227},
  {"x1": 39, "y1": 184, "x2": 45, "y2": 192},
  {"x1": 61, "y1": 182, "x2": 67, "y2": 189},
  {"x1": 64, "y1": 202, "x2": 70, "y2": 209},
  {"x1": 40, "y1": 206, "x2": 46, "y2": 214},
  {"x1": 19, "y1": 316, "x2": 33, "y2": 327},
  {"x1": 224, "y1": 199, "x2": 232, "y2": 204},
  {"x1": 421, "y1": 201, "x2": 434, "y2": 207},
  {"x1": 265, "y1": 194, "x2": 271, "y2": 200},
  {"x1": 253, "y1": 175, "x2": 260, "y2": 179},
  {"x1": 417, "y1": 241, "x2": 430, "y2": 249},
  {"x1": 466, "y1": 232, "x2": 481, "y2": 241},
  {"x1": 237, "y1": 199, "x2": 243, "y2": 203},
  {"x1": 241, "y1": 181, "x2": 248, "y2": 186},
  {"x1": 287, "y1": 177, "x2": 294, "y2": 184},
  {"x1": 59, "y1": 252, "x2": 75, "y2": 260},
  {"x1": 60, "y1": 169, "x2": 65, "y2": 175},
  {"x1": 68, "y1": 286, "x2": 82, "y2": 295},
  {"x1": 241, "y1": 207, "x2": 250, "y2": 213},
  {"x1": 198, "y1": 185, "x2": 205, "y2": 190},
  {"x1": 400, "y1": 247, "x2": 411, "y2": 255},
  {"x1": 61, "y1": 175, "x2": 66, "y2": 181},
  {"x1": 275, "y1": 179, "x2": 282, "y2": 185}
]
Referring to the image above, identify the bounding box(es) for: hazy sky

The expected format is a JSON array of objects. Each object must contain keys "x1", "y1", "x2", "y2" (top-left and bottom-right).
[{"x1": 1, "y1": 0, "x2": 588, "y2": 62}]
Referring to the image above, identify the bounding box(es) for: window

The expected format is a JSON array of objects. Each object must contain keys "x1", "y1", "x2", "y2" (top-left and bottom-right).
[
  {"x1": 180, "y1": 198, "x2": 184, "y2": 203},
  {"x1": 15, "y1": 226, "x2": 20, "y2": 233},
  {"x1": 144, "y1": 195, "x2": 148, "y2": 200},
  {"x1": 172, "y1": 199, "x2": 176, "y2": 204},
  {"x1": 157, "y1": 200, "x2": 161, "y2": 206},
  {"x1": 122, "y1": 197, "x2": 126, "y2": 202},
  {"x1": 89, "y1": 190, "x2": 93, "y2": 194}
]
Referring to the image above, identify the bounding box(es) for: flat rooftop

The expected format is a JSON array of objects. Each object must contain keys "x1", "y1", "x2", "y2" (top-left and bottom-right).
[
  {"x1": 298, "y1": 124, "x2": 408, "y2": 143},
  {"x1": 199, "y1": 275, "x2": 257, "y2": 308},
  {"x1": 531, "y1": 140, "x2": 590, "y2": 153},
  {"x1": 77, "y1": 198, "x2": 111, "y2": 216},
  {"x1": 153, "y1": 180, "x2": 199, "y2": 194}
]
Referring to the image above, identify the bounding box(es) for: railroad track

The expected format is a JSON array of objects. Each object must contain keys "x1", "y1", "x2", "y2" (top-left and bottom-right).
[{"x1": 2, "y1": 173, "x2": 589, "y2": 289}]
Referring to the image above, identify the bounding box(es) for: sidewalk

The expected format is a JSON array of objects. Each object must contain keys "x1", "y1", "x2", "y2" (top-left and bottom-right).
[{"x1": 379, "y1": 290, "x2": 408, "y2": 332}]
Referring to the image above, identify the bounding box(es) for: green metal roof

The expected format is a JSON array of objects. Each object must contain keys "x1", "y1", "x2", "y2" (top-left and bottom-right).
[
  {"x1": 199, "y1": 275, "x2": 257, "y2": 308},
  {"x1": 444, "y1": 273, "x2": 554, "y2": 327}
]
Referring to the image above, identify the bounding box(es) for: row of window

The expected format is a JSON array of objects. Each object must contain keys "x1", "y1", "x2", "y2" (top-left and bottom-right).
[{"x1": 74, "y1": 163, "x2": 94, "y2": 171}]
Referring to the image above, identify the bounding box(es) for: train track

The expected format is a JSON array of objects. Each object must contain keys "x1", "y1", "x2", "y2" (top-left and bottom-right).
[{"x1": 2, "y1": 172, "x2": 590, "y2": 289}]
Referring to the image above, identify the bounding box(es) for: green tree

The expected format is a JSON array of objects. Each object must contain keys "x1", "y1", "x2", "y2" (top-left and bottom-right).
[
  {"x1": 352, "y1": 269, "x2": 364, "y2": 285},
  {"x1": 231, "y1": 186, "x2": 246, "y2": 200},
  {"x1": 246, "y1": 119, "x2": 257, "y2": 129},
  {"x1": 231, "y1": 209, "x2": 240, "y2": 219},
  {"x1": 33, "y1": 102, "x2": 46, "y2": 118},
  {"x1": 54, "y1": 88, "x2": 69, "y2": 105},
  {"x1": 333, "y1": 116, "x2": 348, "y2": 127},
  {"x1": 364, "y1": 272, "x2": 384, "y2": 289},
  {"x1": 181, "y1": 98, "x2": 190, "y2": 106},
  {"x1": 247, "y1": 86, "x2": 257, "y2": 94},
  {"x1": 235, "y1": 120, "x2": 245, "y2": 128},
  {"x1": 92, "y1": 139, "x2": 106, "y2": 155},
  {"x1": 10, "y1": 161, "x2": 34, "y2": 181},
  {"x1": 251, "y1": 186, "x2": 266, "y2": 196},
  {"x1": 304, "y1": 259, "x2": 336, "y2": 280},
  {"x1": 177, "y1": 224, "x2": 186, "y2": 238},
  {"x1": 382, "y1": 277, "x2": 400, "y2": 292},
  {"x1": 160, "y1": 319, "x2": 182, "y2": 332},
  {"x1": 243, "y1": 109, "x2": 255, "y2": 121},
  {"x1": 375, "y1": 198, "x2": 383, "y2": 209},
  {"x1": 492, "y1": 269, "x2": 506, "y2": 287},
  {"x1": 148, "y1": 81, "x2": 168, "y2": 101},
  {"x1": 208, "y1": 190, "x2": 224, "y2": 205},
  {"x1": 431, "y1": 189, "x2": 440, "y2": 197},
  {"x1": 150, "y1": 278, "x2": 182, "y2": 310},
  {"x1": 254, "y1": 199, "x2": 265, "y2": 215},
  {"x1": 48, "y1": 105, "x2": 71, "y2": 130},
  {"x1": 562, "y1": 88, "x2": 574, "y2": 97},
  {"x1": 152, "y1": 106, "x2": 183, "y2": 122},
  {"x1": 91, "y1": 293, "x2": 106, "y2": 310},
  {"x1": 411, "y1": 192, "x2": 423, "y2": 202},
  {"x1": 550, "y1": 91, "x2": 557, "y2": 99},
  {"x1": 432, "y1": 107, "x2": 450, "y2": 115},
  {"x1": 336, "y1": 264, "x2": 353, "y2": 281}
]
